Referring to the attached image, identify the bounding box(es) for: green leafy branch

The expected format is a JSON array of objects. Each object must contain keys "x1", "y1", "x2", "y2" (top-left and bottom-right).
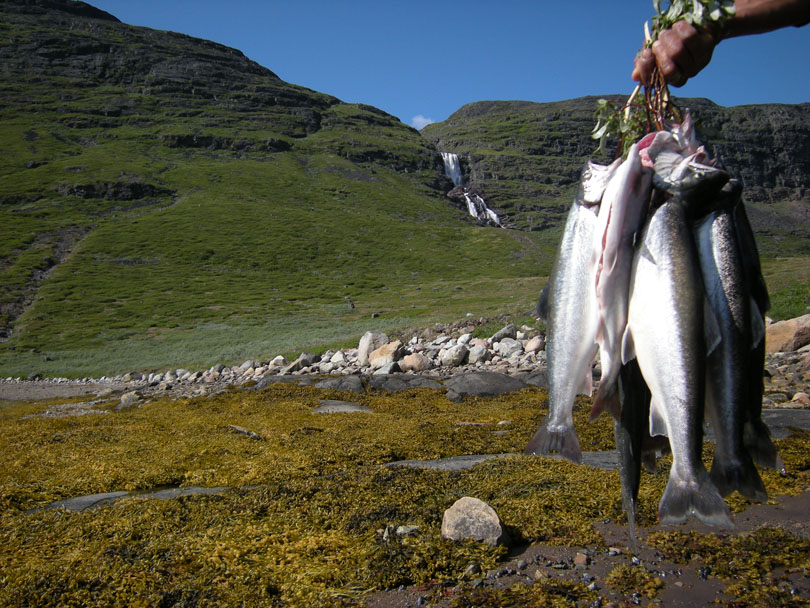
[{"x1": 591, "y1": 0, "x2": 735, "y2": 157}]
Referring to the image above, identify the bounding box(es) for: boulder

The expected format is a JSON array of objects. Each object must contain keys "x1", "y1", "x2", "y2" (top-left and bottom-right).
[
  {"x1": 494, "y1": 337, "x2": 523, "y2": 357},
  {"x1": 524, "y1": 335, "x2": 545, "y2": 353},
  {"x1": 441, "y1": 497, "x2": 510, "y2": 546},
  {"x1": 373, "y1": 361, "x2": 401, "y2": 375},
  {"x1": 444, "y1": 372, "x2": 526, "y2": 397},
  {"x1": 467, "y1": 345, "x2": 491, "y2": 365},
  {"x1": 766, "y1": 314, "x2": 810, "y2": 353},
  {"x1": 440, "y1": 344, "x2": 469, "y2": 367},
  {"x1": 399, "y1": 352, "x2": 433, "y2": 372},
  {"x1": 368, "y1": 374, "x2": 443, "y2": 392},
  {"x1": 368, "y1": 340, "x2": 404, "y2": 369},
  {"x1": 313, "y1": 375, "x2": 364, "y2": 393},
  {"x1": 358, "y1": 331, "x2": 389, "y2": 366},
  {"x1": 491, "y1": 323, "x2": 517, "y2": 342},
  {"x1": 282, "y1": 352, "x2": 321, "y2": 374}
]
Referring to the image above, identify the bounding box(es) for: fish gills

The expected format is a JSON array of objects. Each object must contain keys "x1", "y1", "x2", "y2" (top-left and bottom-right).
[{"x1": 626, "y1": 198, "x2": 732, "y2": 528}]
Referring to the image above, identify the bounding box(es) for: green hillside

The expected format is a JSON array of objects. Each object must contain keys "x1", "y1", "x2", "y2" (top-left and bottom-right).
[
  {"x1": 1, "y1": 1, "x2": 807, "y2": 378},
  {"x1": 0, "y1": 0, "x2": 553, "y2": 376}
]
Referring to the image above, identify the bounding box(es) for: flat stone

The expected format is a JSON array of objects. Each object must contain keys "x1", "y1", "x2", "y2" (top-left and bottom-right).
[
  {"x1": 36, "y1": 486, "x2": 229, "y2": 512},
  {"x1": 387, "y1": 453, "x2": 516, "y2": 471},
  {"x1": 312, "y1": 400, "x2": 373, "y2": 414},
  {"x1": 313, "y1": 375, "x2": 364, "y2": 393},
  {"x1": 443, "y1": 371, "x2": 526, "y2": 397},
  {"x1": 517, "y1": 369, "x2": 548, "y2": 388},
  {"x1": 368, "y1": 373, "x2": 442, "y2": 392}
]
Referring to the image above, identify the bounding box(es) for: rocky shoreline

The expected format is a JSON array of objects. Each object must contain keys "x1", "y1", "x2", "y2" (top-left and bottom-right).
[{"x1": 2, "y1": 316, "x2": 809, "y2": 411}]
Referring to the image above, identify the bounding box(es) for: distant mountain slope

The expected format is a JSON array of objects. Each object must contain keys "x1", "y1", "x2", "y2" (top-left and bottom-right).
[
  {"x1": 422, "y1": 97, "x2": 810, "y2": 254},
  {"x1": 0, "y1": 0, "x2": 553, "y2": 374}
]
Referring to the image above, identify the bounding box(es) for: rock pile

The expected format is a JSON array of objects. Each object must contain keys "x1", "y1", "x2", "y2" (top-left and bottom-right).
[{"x1": 2, "y1": 315, "x2": 809, "y2": 411}]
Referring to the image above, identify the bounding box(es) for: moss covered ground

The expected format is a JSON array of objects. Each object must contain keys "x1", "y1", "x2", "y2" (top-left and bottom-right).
[{"x1": 1, "y1": 383, "x2": 808, "y2": 606}]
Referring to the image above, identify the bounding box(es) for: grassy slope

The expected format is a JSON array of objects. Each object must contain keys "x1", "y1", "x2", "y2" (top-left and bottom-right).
[{"x1": 0, "y1": 5, "x2": 554, "y2": 377}]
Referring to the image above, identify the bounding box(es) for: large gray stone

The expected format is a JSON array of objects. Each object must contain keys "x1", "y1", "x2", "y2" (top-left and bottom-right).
[
  {"x1": 491, "y1": 323, "x2": 517, "y2": 342},
  {"x1": 282, "y1": 352, "x2": 320, "y2": 374},
  {"x1": 443, "y1": 372, "x2": 526, "y2": 397},
  {"x1": 441, "y1": 497, "x2": 510, "y2": 546},
  {"x1": 467, "y1": 345, "x2": 491, "y2": 365},
  {"x1": 494, "y1": 337, "x2": 523, "y2": 357},
  {"x1": 440, "y1": 344, "x2": 469, "y2": 367},
  {"x1": 313, "y1": 375, "x2": 364, "y2": 393},
  {"x1": 368, "y1": 374, "x2": 443, "y2": 392}
]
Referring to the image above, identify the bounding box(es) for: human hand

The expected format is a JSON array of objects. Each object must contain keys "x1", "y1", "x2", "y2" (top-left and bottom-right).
[{"x1": 631, "y1": 20, "x2": 718, "y2": 87}]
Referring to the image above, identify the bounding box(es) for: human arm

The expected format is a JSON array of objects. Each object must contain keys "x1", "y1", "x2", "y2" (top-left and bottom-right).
[{"x1": 631, "y1": 0, "x2": 810, "y2": 86}]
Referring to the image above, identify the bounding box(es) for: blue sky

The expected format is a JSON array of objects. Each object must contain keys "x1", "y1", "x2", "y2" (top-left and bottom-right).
[{"x1": 90, "y1": 1, "x2": 809, "y2": 128}]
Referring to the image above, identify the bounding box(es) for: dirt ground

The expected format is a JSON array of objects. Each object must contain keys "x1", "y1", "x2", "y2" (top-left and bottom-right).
[{"x1": 362, "y1": 489, "x2": 810, "y2": 607}]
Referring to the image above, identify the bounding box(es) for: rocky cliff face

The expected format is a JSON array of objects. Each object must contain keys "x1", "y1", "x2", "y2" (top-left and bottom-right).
[{"x1": 422, "y1": 97, "x2": 810, "y2": 253}]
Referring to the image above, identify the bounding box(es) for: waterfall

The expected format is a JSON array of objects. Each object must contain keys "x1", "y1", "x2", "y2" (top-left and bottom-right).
[
  {"x1": 441, "y1": 152, "x2": 463, "y2": 187},
  {"x1": 441, "y1": 151, "x2": 502, "y2": 227}
]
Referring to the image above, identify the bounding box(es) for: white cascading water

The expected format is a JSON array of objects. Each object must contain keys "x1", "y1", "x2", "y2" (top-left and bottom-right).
[
  {"x1": 441, "y1": 152, "x2": 502, "y2": 227},
  {"x1": 441, "y1": 152, "x2": 463, "y2": 187}
]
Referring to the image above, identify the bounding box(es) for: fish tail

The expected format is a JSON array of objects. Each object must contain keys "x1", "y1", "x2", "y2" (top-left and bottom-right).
[
  {"x1": 658, "y1": 471, "x2": 733, "y2": 529},
  {"x1": 525, "y1": 418, "x2": 582, "y2": 464},
  {"x1": 743, "y1": 419, "x2": 785, "y2": 473},
  {"x1": 589, "y1": 384, "x2": 621, "y2": 422},
  {"x1": 710, "y1": 456, "x2": 767, "y2": 503}
]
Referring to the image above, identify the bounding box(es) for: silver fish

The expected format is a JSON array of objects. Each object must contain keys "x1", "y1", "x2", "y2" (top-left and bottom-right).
[
  {"x1": 591, "y1": 143, "x2": 652, "y2": 420},
  {"x1": 526, "y1": 159, "x2": 620, "y2": 463},
  {"x1": 624, "y1": 176, "x2": 732, "y2": 528},
  {"x1": 694, "y1": 181, "x2": 767, "y2": 502}
]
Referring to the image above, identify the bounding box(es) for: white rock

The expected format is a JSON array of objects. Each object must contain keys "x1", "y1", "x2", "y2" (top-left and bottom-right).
[
  {"x1": 268, "y1": 355, "x2": 286, "y2": 368},
  {"x1": 441, "y1": 497, "x2": 510, "y2": 546},
  {"x1": 458, "y1": 332, "x2": 473, "y2": 345},
  {"x1": 440, "y1": 344, "x2": 469, "y2": 367},
  {"x1": 468, "y1": 345, "x2": 491, "y2": 365},
  {"x1": 358, "y1": 331, "x2": 389, "y2": 366}
]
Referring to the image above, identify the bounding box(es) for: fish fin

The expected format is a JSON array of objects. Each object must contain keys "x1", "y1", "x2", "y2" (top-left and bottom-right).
[
  {"x1": 743, "y1": 419, "x2": 785, "y2": 473},
  {"x1": 709, "y1": 456, "x2": 767, "y2": 503},
  {"x1": 659, "y1": 470, "x2": 733, "y2": 528},
  {"x1": 620, "y1": 326, "x2": 635, "y2": 365},
  {"x1": 638, "y1": 242, "x2": 656, "y2": 265},
  {"x1": 590, "y1": 384, "x2": 621, "y2": 422},
  {"x1": 749, "y1": 297, "x2": 765, "y2": 349},
  {"x1": 703, "y1": 297, "x2": 722, "y2": 356},
  {"x1": 525, "y1": 418, "x2": 582, "y2": 464},
  {"x1": 649, "y1": 400, "x2": 668, "y2": 438}
]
